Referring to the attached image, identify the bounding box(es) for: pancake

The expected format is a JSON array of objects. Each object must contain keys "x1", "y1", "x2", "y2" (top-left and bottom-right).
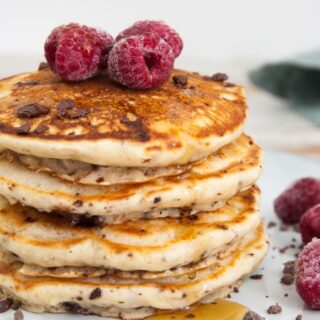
[
  {"x1": 2, "y1": 149, "x2": 200, "y2": 186},
  {"x1": 0, "y1": 134, "x2": 263, "y2": 219},
  {"x1": 0, "y1": 186, "x2": 261, "y2": 271},
  {"x1": 0, "y1": 223, "x2": 268, "y2": 319},
  {"x1": 0, "y1": 68, "x2": 247, "y2": 167}
]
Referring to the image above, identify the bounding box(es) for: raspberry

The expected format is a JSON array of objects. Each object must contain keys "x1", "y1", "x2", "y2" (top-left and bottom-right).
[
  {"x1": 274, "y1": 177, "x2": 320, "y2": 224},
  {"x1": 300, "y1": 205, "x2": 320, "y2": 244},
  {"x1": 296, "y1": 238, "x2": 320, "y2": 309},
  {"x1": 116, "y1": 20, "x2": 183, "y2": 58},
  {"x1": 108, "y1": 34, "x2": 175, "y2": 89},
  {"x1": 45, "y1": 23, "x2": 113, "y2": 81}
]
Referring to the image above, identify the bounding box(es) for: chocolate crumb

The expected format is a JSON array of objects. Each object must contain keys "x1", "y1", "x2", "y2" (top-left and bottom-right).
[
  {"x1": 89, "y1": 288, "x2": 102, "y2": 300},
  {"x1": 267, "y1": 221, "x2": 277, "y2": 229},
  {"x1": 96, "y1": 177, "x2": 105, "y2": 183},
  {"x1": 211, "y1": 73, "x2": 229, "y2": 82},
  {"x1": 73, "y1": 200, "x2": 83, "y2": 207},
  {"x1": 38, "y1": 61, "x2": 49, "y2": 70},
  {"x1": 0, "y1": 298, "x2": 13, "y2": 313},
  {"x1": 63, "y1": 302, "x2": 85, "y2": 314},
  {"x1": 243, "y1": 311, "x2": 265, "y2": 320},
  {"x1": 14, "y1": 309, "x2": 24, "y2": 320},
  {"x1": 225, "y1": 82, "x2": 236, "y2": 87},
  {"x1": 34, "y1": 124, "x2": 49, "y2": 134},
  {"x1": 173, "y1": 75, "x2": 188, "y2": 87},
  {"x1": 267, "y1": 303, "x2": 282, "y2": 314},
  {"x1": 233, "y1": 287, "x2": 239, "y2": 293},
  {"x1": 295, "y1": 315, "x2": 303, "y2": 320},
  {"x1": 250, "y1": 274, "x2": 263, "y2": 280},
  {"x1": 153, "y1": 197, "x2": 161, "y2": 204},
  {"x1": 284, "y1": 293, "x2": 288, "y2": 297},
  {"x1": 185, "y1": 314, "x2": 195, "y2": 319},
  {"x1": 16, "y1": 123, "x2": 31, "y2": 135},
  {"x1": 281, "y1": 273, "x2": 294, "y2": 285},
  {"x1": 17, "y1": 103, "x2": 49, "y2": 119}
]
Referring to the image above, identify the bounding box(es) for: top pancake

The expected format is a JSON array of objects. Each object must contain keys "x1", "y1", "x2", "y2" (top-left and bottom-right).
[{"x1": 0, "y1": 68, "x2": 247, "y2": 167}]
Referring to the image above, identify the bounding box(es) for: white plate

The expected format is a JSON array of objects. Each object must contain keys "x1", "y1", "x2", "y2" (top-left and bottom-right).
[{"x1": 2, "y1": 150, "x2": 320, "y2": 320}]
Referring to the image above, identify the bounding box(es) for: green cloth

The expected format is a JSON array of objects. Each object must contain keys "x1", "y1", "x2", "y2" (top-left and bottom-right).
[{"x1": 249, "y1": 51, "x2": 320, "y2": 125}]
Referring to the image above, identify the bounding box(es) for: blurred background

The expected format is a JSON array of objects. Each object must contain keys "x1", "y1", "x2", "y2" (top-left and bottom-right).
[{"x1": 1, "y1": 0, "x2": 319, "y2": 156}]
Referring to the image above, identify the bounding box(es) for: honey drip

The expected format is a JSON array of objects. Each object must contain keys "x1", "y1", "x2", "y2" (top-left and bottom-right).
[{"x1": 147, "y1": 300, "x2": 249, "y2": 320}]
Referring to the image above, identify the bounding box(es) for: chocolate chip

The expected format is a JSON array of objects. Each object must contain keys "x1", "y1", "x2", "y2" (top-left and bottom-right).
[
  {"x1": 267, "y1": 303, "x2": 282, "y2": 314},
  {"x1": 73, "y1": 200, "x2": 83, "y2": 207},
  {"x1": 96, "y1": 177, "x2": 105, "y2": 183},
  {"x1": 211, "y1": 73, "x2": 229, "y2": 82},
  {"x1": 172, "y1": 75, "x2": 188, "y2": 87},
  {"x1": 63, "y1": 302, "x2": 85, "y2": 314},
  {"x1": 243, "y1": 311, "x2": 265, "y2": 320},
  {"x1": 56, "y1": 99, "x2": 89, "y2": 119},
  {"x1": 16, "y1": 123, "x2": 31, "y2": 135},
  {"x1": 0, "y1": 298, "x2": 13, "y2": 313},
  {"x1": 38, "y1": 61, "x2": 49, "y2": 70},
  {"x1": 281, "y1": 273, "x2": 294, "y2": 285},
  {"x1": 16, "y1": 80, "x2": 38, "y2": 87},
  {"x1": 153, "y1": 197, "x2": 161, "y2": 204},
  {"x1": 14, "y1": 309, "x2": 24, "y2": 320},
  {"x1": 34, "y1": 124, "x2": 49, "y2": 134},
  {"x1": 89, "y1": 288, "x2": 102, "y2": 300},
  {"x1": 250, "y1": 274, "x2": 263, "y2": 280},
  {"x1": 17, "y1": 103, "x2": 49, "y2": 119},
  {"x1": 233, "y1": 287, "x2": 239, "y2": 293}
]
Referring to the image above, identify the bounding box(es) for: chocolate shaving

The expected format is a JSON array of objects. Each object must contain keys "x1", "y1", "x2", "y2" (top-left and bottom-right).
[
  {"x1": 38, "y1": 61, "x2": 49, "y2": 70},
  {"x1": 172, "y1": 75, "x2": 188, "y2": 87},
  {"x1": 267, "y1": 303, "x2": 282, "y2": 314},
  {"x1": 56, "y1": 99, "x2": 89, "y2": 119},
  {"x1": 243, "y1": 311, "x2": 265, "y2": 320},
  {"x1": 14, "y1": 309, "x2": 24, "y2": 320},
  {"x1": 34, "y1": 124, "x2": 49, "y2": 134},
  {"x1": 16, "y1": 123, "x2": 31, "y2": 135},
  {"x1": 211, "y1": 73, "x2": 229, "y2": 82},
  {"x1": 0, "y1": 298, "x2": 13, "y2": 313},
  {"x1": 17, "y1": 103, "x2": 49, "y2": 119},
  {"x1": 89, "y1": 288, "x2": 102, "y2": 300}
]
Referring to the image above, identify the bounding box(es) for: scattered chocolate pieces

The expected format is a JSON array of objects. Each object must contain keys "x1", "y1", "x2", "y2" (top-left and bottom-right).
[
  {"x1": 16, "y1": 123, "x2": 31, "y2": 135},
  {"x1": 211, "y1": 73, "x2": 229, "y2": 82},
  {"x1": 243, "y1": 311, "x2": 265, "y2": 320},
  {"x1": 14, "y1": 309, "x2": 24, "y2": 320},
  {"x1": 56, "y1": 99, "x2": 89, "y2": 119},
  {"x1": 281, "y1": 260, "x2": 296, "y2": 285},
  {"x1": 0, "y1": 298, "x2": 13, "y2": 313},
  {"x1": 250, "y1": 274, "x2": 263, "y2": 280},
  {"x1": 267, "y1": 303, "x2": 282, "y2": 314},
  {"x1": 38, "y1": 61, "x2": 49, "y2": 70},
  {"x1": 34, "y1": 124, "x2": 49, "y2": 134},
  {"x1": 89, "y1": 288, "x2": 102, "y2": 300},
  {"x1": 172, "y1": 74, "x2": 188, "y2": 87},
  {"x1": 267, "y1": 221, "x2": 277, "y2": 229},
  {"x1": 16, "y1": 103, "x2": 49, "y2": 119}
]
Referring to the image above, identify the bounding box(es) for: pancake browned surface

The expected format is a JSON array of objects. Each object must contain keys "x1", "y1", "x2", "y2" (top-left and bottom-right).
[
  {"x1": 0, "y1": 186, "x2": 261, "y2": 272},
  {"x1": 0, "y1": 223, "x2": 268, "y2": 319},
  {"x1": 0, "y1": 69, "x2": 247, "y2": 167},
  {"x1": 0, "y1": 134, "x2": 262, "y2": 220}
]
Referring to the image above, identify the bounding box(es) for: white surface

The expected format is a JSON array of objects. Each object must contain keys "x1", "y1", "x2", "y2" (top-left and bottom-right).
[
  {"x1": 1, "y1": 0, "x2": 320, "y2": 60},
  {"x1": 2, "y1": 150, "x2": 320, "y2": 319}
]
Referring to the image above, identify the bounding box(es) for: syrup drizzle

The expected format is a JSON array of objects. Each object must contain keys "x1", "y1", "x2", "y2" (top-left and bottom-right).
[{"x1": 147, "y1": 300, "x2": 249, "y2": 320}]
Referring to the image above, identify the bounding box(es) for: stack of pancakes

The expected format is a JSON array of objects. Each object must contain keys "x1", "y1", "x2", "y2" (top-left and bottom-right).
[{"x1": 0, "y1": 68, "x2": 268, "y2": 319}]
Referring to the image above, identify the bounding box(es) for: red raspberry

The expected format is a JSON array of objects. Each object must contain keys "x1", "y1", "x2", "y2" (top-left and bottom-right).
[
  {"x1": 296, "y1": 238, "x2": 320, "y2": 309},
  {"x1": 116, "y1": 20, "x2": 183, "y2": 58},
  {"x1": 300, "y1": 205, "x2": 320, "y2": 244},
  {"x1": 274, "y1": 177, "x2": 320, "y2": 224},
  {"x1": 108, "y1": 34, "x2": 175, "y2": 89},
  {"x1": 45, "y1": 23, "x2": 113, "y2": 81}
]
